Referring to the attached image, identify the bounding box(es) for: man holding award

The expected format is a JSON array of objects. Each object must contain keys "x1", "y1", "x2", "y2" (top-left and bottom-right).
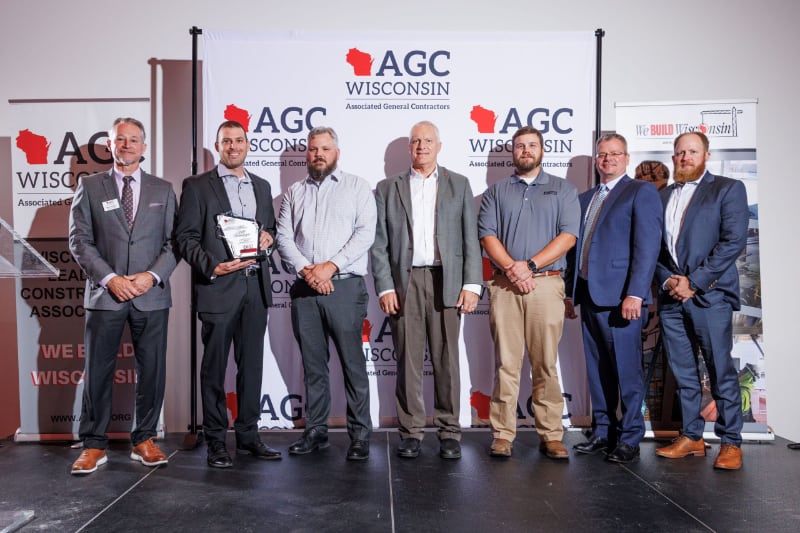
[{"x1": 175, "y1": 120, "x2": 281, "y2": 468}]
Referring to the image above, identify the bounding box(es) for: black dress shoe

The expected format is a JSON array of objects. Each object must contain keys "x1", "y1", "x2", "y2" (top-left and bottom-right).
[
  {"x1": 347, "y1": 440, "x2": 370, "y2": 461},
  {"x1": 397, "y1": 438, "x2": 421, "y2": 458},
  {"x1": 606, "y1": 443, "x2": 640, "y2": 464},
  {"x1": 788, "y1": 442, "x2": 800, "y2": 450},
  {"x1": 207, "y1": 441, "x2": 233, "y2": 468},
  {"x1": 439, "y1": 438, "x2": 461, "y2": 460},
  {"x1": 288, "y1": 427, "x2": 330, "y2": 455},
  {"x1": 573, "y1": 436, "x2": 610, "y2": 455},
  {"x1": 237, "y1": 440, "x2": 282, "y2": 460}
]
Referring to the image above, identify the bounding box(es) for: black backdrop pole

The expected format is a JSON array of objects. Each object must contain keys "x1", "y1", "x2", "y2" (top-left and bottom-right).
[
  {"x1": 593, "y1": 28, "x2": 605, "y2": 186},
  {"x1": 183, "y1": 25, "x2": 203, "y2": 450},
  {"x1": 191, "y1": 26, "x2": 202, "y2": 176}
]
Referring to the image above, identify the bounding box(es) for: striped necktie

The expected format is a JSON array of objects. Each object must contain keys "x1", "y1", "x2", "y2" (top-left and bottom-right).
[{"x1": 579, "y1": 184, "x2": 608, "y2": 278}]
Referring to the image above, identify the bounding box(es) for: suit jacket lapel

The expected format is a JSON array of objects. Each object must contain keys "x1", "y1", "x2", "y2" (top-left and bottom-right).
[
  {"x1": 135, "y1": 172, "x2": 155, "y2": 230},
  {"x1": 251, "y1": 174, "x2": 268, "y2": 223},
  {"x1": 595, "y1": 175, "x2": 630, "y2": 228},
  {"x1": 435, "y1": 167, "x2": 452, "y2": 223},
  {"x1": 103, "y1": 170, "x2": 130, "y2": 232},
  {"x1": 208, "y1": 168, "x2": 233, "y2": 215},
  {"x1": 396, "y1": 172, "x2": 413, "y2": 228},
  {"x1": 676, "y1": 172, "x2": 713, "y2": 258}
]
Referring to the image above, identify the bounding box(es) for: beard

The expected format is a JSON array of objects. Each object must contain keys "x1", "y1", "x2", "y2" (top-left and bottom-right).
[
  {"x1": 114, "y1": 152, "x2": 140, "y2": 168},
  {"x1": 513, "y1": 153, "x2": 542, "y2": 174},
  {"x1": 673, "y1": 161, "x2": 705, "y2": 184},
  {"x1": 308, "y1": 157, "x2": 337, "y2": 181}
]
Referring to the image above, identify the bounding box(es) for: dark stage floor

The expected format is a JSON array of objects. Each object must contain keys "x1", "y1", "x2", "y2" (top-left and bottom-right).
[{"x1": 1, "y1": 429, "x2": 799, "y2": 532}]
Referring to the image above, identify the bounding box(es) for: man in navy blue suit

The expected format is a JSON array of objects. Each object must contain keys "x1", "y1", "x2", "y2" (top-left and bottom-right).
[
  {"x1": 566, "y1": 133, "x2": 662, "y2": 464},
  {"x1": 654, "y1": 131, "x2": 749, "y2": 470}
]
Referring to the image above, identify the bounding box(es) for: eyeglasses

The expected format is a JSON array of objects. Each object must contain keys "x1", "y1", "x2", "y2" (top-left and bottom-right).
[{"x1": 595, "y1": 151, "x2": 627, "y2": 160}]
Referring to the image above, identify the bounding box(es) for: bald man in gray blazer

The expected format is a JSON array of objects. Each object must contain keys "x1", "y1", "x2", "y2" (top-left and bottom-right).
[{"x1": 371, "y1": 121, "x2": 482, "y2": 460}]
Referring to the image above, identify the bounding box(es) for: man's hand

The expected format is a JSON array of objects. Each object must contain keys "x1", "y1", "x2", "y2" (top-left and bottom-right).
[
  {"x1": 456, "y1": 290, "x2": 479, "y2": 314},
  {"x1": 106, "y1": 275, "x2": 144, "y2": 302},
  {"x1": 503, "y1": 260, "x2": 531, "y2": 284},
  {"x1": 667, "y1": 274, "x2": 696, "y2": 302},
  {"x1": 379, "y1": 292, "x2": 400, "y2": 315},
  {"x1": 213, "y1": 258, "x2": 256, "y2": 277},
  {"x1": 259, "y1": 231, "x2": 273, "y2": 251},
  {"x1": 502, "y1": 260, "x2": 536, "y2": 294},
  {"x1": 302, "y1": 262, "x2": 338, "y2": 295},
  {"x1": 620, "y1": 296, "x2": 643, "y2": 321},
  {"x1": 125, "y1": 272, "x2": 156, "y2": 295},
  {"x1": 564, "y1": 298, "x2": 577, "y2": 319},
  {"x1": 513, "y1": 277, "x2": 536, "y2": 294}
]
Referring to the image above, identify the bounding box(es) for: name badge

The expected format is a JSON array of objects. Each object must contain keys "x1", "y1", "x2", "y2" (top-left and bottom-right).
[{"x1": 103, "y1": 199, "x2": 120, "y2": 211}]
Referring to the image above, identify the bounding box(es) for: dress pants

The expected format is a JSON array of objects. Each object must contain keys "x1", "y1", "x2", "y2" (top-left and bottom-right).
[
  {"x1": 577, "y1": 277, "x2": 646, "y2": 447},
  {"x1": 660, "y1": 298, "x2": 743, "y2": 445},
  {"x1": 290, "y1": 276, "x2": 371, "y2": 441},
  {"x1": 80, "y1": 306, "x2": 168, "y2": 449},
  {"x1": 392, "y1": 267, "x2": 461, "y2": 441},
  {"x1": 487, "y1": 273, "x2": 565, "y2": 442},
  {"x1": 199, "y1": 274, "x2": 268, "y2": 446}
]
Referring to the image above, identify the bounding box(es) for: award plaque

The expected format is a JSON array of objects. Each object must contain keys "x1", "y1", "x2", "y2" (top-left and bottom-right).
[{"x1": 215, "y1": 214, "x2": 267, "y2": 261}]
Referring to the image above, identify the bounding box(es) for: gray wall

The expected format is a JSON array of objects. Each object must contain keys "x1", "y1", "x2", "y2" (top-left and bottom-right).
[{"x1": 1, "y1": 0, "x2": 797, "y2": 441}]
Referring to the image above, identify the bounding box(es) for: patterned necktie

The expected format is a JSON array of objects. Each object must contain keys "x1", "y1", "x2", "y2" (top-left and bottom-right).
[
  {"x1": 579, "y1": 184, "x2": 608, "y2": 278},
  {"x1": 122, "y1": 176, "x2": 134, "y2": 229}
]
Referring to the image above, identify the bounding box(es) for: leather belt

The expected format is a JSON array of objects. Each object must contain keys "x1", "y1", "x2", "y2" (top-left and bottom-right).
[
  {"x1": 331, "y1": 273, "x2": 360, "y2": 280},
  {"x1": 493, "y1": 268, "x2": 561, "y2": 278},
  {"x1": 412, "y1": 265, "x2": 442, "y2": 270}
]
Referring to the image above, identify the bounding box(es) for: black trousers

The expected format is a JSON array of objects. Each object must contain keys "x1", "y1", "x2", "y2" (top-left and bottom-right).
[
  {"x1": 199, "y1": 274, "x2": 268, "y2": 446},
  {"x1": 290, "y1": 276, "x2": 371, "y2": 441}
]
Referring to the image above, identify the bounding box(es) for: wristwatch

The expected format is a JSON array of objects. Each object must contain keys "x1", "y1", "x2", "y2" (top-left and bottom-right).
[
  {"x1": 688, "y1": 279, "x2": 699, "y2": 292},
  {"x1": 527, "y1": 259, "x2": 538, "y2": 273}
]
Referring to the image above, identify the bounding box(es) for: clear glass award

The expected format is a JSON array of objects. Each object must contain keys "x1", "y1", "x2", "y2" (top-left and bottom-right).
[{"x1": 215, "y1": 214, "x2": 267, "y2": 261}]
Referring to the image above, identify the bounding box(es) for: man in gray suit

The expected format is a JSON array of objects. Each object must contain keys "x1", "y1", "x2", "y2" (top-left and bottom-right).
[
  {"x1": 68, "y1": 117, "x2": 177, "y2": 475},
  {"x1": 371, "y1": 121, "x2": 482, "y2": 460}
]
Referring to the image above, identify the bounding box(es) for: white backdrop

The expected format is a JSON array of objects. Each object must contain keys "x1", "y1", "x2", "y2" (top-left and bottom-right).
[{"x1": 203, "y1": 30, "x2": 596, "y2": 429}]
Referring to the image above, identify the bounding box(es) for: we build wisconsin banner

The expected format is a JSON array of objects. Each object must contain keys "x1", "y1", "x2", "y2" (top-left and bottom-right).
[
  {"x1": 616, "y1": 99, "x2": 768, "y2": 438},
  {"x1": 10, "y1": 99, "x2": 152, "y2": 440},
  {"x1": 203, "y1": 31, "x2": 596, "y2": 430}
]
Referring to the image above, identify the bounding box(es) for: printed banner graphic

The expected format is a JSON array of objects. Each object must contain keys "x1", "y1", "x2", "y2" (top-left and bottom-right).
[
  {"x1": 204, "y1": 31, "x2": 597, "y2": 429},
  {"x1": 11, "y1": 100, "x2": 151, "y2": 440}
]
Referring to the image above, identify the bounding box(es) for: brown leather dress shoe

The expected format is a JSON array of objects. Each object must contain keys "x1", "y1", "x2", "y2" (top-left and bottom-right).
[
  {"x1": 539, "y1": 440, "x2": 569, "y2": 460},
  {"x1": 130, "y1": 437, "x2": 168, "y2": 467},
  {"x1": 490, "y1": 438, "x2": 512, "y2": 457},
  {"x1": 71, "y1": 448, "x2": 107, "y2": 475},
  {"x1": 713, "y1": 443, "x2": 743, "y2": 470},
  {"x1": 655, "y1": 435, "x2": 706, "y2": 458}
]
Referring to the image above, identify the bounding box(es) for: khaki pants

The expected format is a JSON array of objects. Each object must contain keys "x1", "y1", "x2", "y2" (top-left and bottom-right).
[{"x1": 487, "y1": 273, "x2": 566, "y2": 442}]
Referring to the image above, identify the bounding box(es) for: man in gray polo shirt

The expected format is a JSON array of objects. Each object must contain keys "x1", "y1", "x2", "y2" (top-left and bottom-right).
[{"x1": 478, "y1": 126, "x2": 580, "y2": 459}]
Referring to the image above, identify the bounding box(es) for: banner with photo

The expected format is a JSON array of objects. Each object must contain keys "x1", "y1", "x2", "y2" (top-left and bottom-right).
[
  {"x1": 9, "y1": 99, "x2": 153, "y2": 440},
  {"x1": 615, "y1": 99, "x2": 768, "y2": 438},
  {"x1": 203, "y1": 31, "x2": 597, "y2": 430}
]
